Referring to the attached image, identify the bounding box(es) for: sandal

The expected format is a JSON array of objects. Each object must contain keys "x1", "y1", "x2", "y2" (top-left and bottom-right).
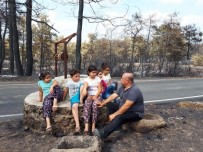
[
  {"x1": 73, "y1": 127, "x2": 81, "y2": 136},
  {"x1": 83, "y1": 130, "x2": 89, "y2": 136},
  {"x1": 52, "y1": 106, "x2": 58, "y2": 112},
  {"x1": 46, "y1": 126, "x2": 52, "y2": 133}
]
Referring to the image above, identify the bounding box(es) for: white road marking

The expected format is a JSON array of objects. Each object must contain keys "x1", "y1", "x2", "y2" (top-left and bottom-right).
[
  {"x1": 0, "y1": 83, "x2": 36, "y2": 87},
  {"x1": 166, "y1": 86, "x2": 184, "y2": 90},
  {"x1": 134, "y1": 77, "x2": 203, "y2": 82},
  {"x1": 0, "y1": 113, "x2": 23, "y2": 118},
  {"x1": 145, "y1": 95, "x2": 203, "y2": 103},
  {"x1": 13, "y1": 95, "x2": 24, "y2": 98}
]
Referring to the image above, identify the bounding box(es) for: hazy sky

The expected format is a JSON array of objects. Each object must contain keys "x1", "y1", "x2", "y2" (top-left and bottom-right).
[{"x1": 38, "y1": 0, "x2": 203, "y2": 42}]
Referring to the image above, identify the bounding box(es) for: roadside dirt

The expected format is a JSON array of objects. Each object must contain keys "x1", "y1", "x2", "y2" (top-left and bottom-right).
[{"x1": 0, "y1": 102, "x2": 202, "y2": 152}]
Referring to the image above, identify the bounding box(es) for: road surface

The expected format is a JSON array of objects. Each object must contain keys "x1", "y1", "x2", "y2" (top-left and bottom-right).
[{"x1": 0, "y1": 77, "x2": 203, "y2": 121}]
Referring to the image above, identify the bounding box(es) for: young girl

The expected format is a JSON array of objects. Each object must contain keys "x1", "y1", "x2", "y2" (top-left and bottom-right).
[
  {"x1": 63, "y1": 69, "x2": 83, "y2": 135},
  {"x1": 97, "y1": 69, "x2": 107, "y2": 97},
  {"x1": 38, "y1": 72, "x2": 63, "y2": 133},
  {"x1": 101, "y1": 63, "x2": 118, "y2": 99},
  {"x1": 81, "y1": 65, "x2": 102, "y2": 135}
]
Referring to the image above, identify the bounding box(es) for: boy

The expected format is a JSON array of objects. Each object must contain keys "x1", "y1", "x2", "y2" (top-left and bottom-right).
[{"x1": 63, "y1": 69, "x2": 83, "y2": 135}]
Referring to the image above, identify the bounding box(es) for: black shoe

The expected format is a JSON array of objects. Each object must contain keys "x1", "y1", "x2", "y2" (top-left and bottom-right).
[
  {"x1": 73, "y1": 127, "x2": 81, "y2": 136},
  {"x1": 93, "y1": 129, "x2": 102, "y2": 139},
  {"x1": 89, "y1": 131, "x2": 93, "y2": 136}
]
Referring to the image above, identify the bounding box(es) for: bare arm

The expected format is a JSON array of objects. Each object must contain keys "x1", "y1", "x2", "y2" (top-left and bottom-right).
[
  {"x1": 50, "y1": 79, "x2": 58, "y2": 93},
  {"x1": 97, "y1": 93, "x2": 119, "y2": 107},
  {"x1": 38, "y1": 87, "x2": 43, "y2": 102},
  {"x1": 109, "y1": 100, "x2": 134, "y2": 121},
  {"x1": 80, "y1": 82, "x2": 88, "y2": 103},
  {"x1": 92, "y1": 82, "x2": 102, "y2": 100}
]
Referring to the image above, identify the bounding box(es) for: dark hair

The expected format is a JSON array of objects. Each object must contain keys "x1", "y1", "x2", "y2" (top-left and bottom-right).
[
  {"x1": 87, "y1": 65, "x2": 97, "y2": 75},
  {"x1": 101, "y1": 63, "x2": 110, "y2": 71},
  {"x1": 70, "y1": 69, "x2": 80, "y2": 77},
  {"x1": 128, "y1": 76, "x2": 134, "y2": 82},
  {"x1": 98, "y1": 69, "x2": 103, "y2": 73},
  {"x1": 39, "y1": 71, "x2": 50, "y2": 80}
]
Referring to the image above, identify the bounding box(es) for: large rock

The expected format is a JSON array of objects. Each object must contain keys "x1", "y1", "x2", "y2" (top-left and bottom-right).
[
  {"x1": 23, "y1": 91, "x2": 108, "y2": 135},
  {"x1": 177, "y1": 101, "x2": 203, "y2": 110},
  {"x1": 49, "y1": 136, "x2": 102, "y2": 152},
  {"x1": 129, "y1": 114, "x2": 166, "y2": 133},
  {"x1": 24, "y1": 75, "x2": 108, "y2": 135}
]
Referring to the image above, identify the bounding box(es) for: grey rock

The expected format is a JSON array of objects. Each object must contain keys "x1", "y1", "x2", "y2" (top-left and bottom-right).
[
  {"x1": 49, "y1": 136, "x2": 102, "y2": 152},
  {"x1": 129, "y1": 113, "x2": 166, "y2": 133}
]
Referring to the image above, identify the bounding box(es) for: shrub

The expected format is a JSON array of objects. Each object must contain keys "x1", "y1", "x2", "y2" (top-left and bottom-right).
[{"x1": 191, "y1": 55, "x2": 203, "y2": 66}]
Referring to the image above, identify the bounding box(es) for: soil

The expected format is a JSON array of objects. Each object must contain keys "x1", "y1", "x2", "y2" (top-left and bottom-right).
[
  {"x1": 0, "y1": 77, "x2": 203, "y2": 152},
  {"x1": 0, "y1": 103, "x2": 202, "y2": 152}
]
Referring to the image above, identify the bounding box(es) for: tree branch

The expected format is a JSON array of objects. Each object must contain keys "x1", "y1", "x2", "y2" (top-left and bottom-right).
[{"x1": 31, "y1": 18, "x2": 60, "y2": 33}]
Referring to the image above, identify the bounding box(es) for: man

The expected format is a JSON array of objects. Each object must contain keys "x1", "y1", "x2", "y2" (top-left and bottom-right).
[{"x1": 94, "y1": 73, "x2": 144, "y2": 139}]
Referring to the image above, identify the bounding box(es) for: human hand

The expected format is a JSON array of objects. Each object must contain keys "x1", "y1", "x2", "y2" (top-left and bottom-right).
[
  {"x1": 79, "y1": 101, "x2": 83, "y2": 106},
  {"x1": 96, "y1": 100, "x2": 102, "y2": 107},
  {"x1": 87, "y1": 96, "x2": 92, "y2": 100},
  {"x1": 50, "y1": 86, "x2": 54, "y2": 94},
  {"x1": 92, "y1": 95, "x2": 97, "y2": 101},
  {"x1": 109, "y1": 114, "x2": 116, "y2": 122}
]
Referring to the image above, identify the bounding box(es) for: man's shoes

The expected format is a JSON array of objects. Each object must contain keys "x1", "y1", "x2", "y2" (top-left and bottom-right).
[
  {"x1": 93, "y1": 129, "x2": 102, "y2": 139},
  {"x1": 121, "y1": 124, "x2": 129, "y2": 132}
]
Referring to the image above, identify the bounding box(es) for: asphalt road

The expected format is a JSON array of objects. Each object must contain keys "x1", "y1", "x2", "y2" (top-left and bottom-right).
[{"x1": 0, "y1": 77, "x2": 203, "y2": 121}]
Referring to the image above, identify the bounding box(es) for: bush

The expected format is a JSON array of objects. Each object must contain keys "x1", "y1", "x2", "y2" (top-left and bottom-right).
[{"x1": 191, "y1": 55, "x2": 203, "y2": 66}]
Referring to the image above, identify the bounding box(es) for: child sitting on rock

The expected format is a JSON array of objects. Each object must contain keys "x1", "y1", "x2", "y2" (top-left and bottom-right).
[
  {"x1": 38, "y1": 71, "x2": 64, "y2": 133},
  {"x1": 81, "y1": 65, "x2": 102, "y2": 135},
  {"x1": 63, "y1": 69, "x2": 84, "y2": 135},
  {"x1": 101, "y1": 63, "x2": 118, "y2": 99},
  {"x1": 97, "y1": 69, "x2": 107, "y2": 98}
]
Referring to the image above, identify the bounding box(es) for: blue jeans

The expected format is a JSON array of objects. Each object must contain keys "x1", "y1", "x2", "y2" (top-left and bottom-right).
[
  {"x1": 99, "y1": 102, "x2": 142, "y2": 139},
  {"x1": 102, "y1": 83, "x2": 116, "y2": 99}
]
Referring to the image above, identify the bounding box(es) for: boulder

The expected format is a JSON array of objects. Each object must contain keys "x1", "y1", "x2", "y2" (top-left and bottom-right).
[
  {"x1": 129, "y1": 114, "x2": 166, "y2": 133},
  {"x1": 23, "y1": 92, "x2": 108, "y2": 135},
  {"x1": 23, "y1": 75, "x2": 108, "y2": 135}
]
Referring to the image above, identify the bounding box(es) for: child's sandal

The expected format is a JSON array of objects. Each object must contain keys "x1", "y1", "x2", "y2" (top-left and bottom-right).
[
  {"x1": 46, "y1": 126, "x2": 52, "y2": 133},
  {"x1": 83, "y1": 130, "x2": 89, "y2": 136},
  {"x1": 73, "y1": 127, "x2": 80, "y2": 135},
  {"x1": 52, "y1": 106, "x2": 58, "y2": 112}
]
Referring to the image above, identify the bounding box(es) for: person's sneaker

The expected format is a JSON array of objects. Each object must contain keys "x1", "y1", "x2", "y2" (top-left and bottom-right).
[
  {"x1": 93, "y1": 129, "x2": 102, "y2": 139},
  {"x1": 121, "y1": 124, "x2": 129, "y2": 132}
]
